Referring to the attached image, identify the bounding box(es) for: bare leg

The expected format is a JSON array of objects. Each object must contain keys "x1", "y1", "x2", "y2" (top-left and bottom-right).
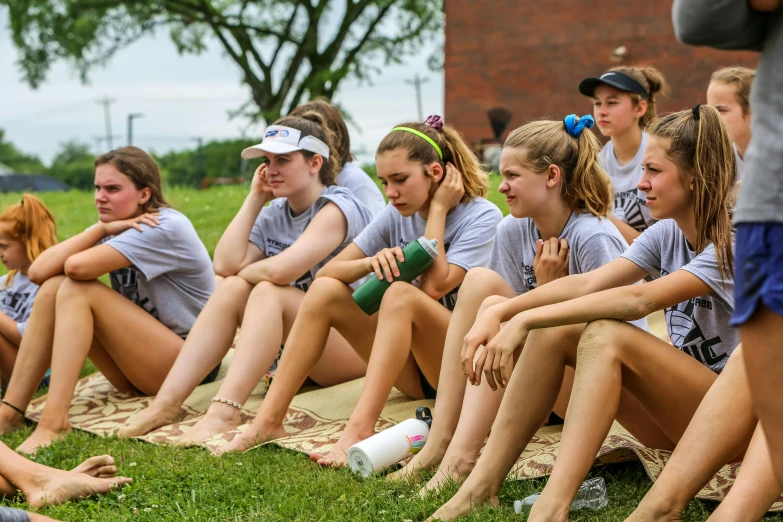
[
  {"x1": 0, "y1": 276, "x2": 65, "y2": 435},
  {"x1": 313, "y1": 282, "x2": 452, "y2": 467},
  {"x1": 528, "y1": 320, "x2": 718, "y2": 522},
  {"x1": 741, "y1": 304, "x2": 783, "y2": 484},
  {"x1": 0, "y1": 332, "x2": 20, "y2": 383},
  {"x1": 389, "y1": 268, "x2": 517, "y2": 481},
  {"x1": 118, "y1": 276, "x2": 253, "y2": 437},
  {"x1": 627, "y1": 346, "x2": 756, "y2": 522},
  {"x1": 18, "y1": 279, "x2": 184, "y2": 453},
  {"x1": 218, "y1": 276, "x2": 375, "y2": 454}
]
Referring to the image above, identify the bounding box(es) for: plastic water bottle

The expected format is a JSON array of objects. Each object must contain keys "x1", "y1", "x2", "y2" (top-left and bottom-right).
[
  {"x1": 513, "y1": 477, "x2": 608, "y2": 515},
  {"x1": 351, "y1": 237, "x2": 439, "y2": 315},
  {"x1": 348, "y1": 407, "x2": 433, "y2": 477}
]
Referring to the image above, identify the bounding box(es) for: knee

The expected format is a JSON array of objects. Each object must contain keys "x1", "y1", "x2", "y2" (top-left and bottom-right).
[
  {"x1": 36, "y1": 275, "x2": 67, "y2": 302},
  {"x1": 301, "y1": 276, "x2": 347, "y2": 309},
  {"x1": 378, "y1": 281, "x2": 418, "y2": 313},
  {"x1": 459, "y1": 268, "x2": 505, "y2": 300},
  {"x1": 248, "y1": 280, "x2": 281, "y2": 301},
  {"x1": 214, "y1": 275, "x2": 253, "y2": 300},
  {"x1": 477, "y1": 294, "x2": 508, "y2": 315},
  {"x1": 577, "y1": 319, "x2": 624, "y2": 360},
  {"x1": 55, "y1": 278, "x2": 97, "y2": 304}
]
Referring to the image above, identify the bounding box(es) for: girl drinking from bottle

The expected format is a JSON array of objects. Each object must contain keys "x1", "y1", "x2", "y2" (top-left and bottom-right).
[
  {"x1": 580, "y1": 65, "x2": 668, "y2": 244},
  {"x1": 428, "y1": 105, "x2": 739, "y2": 522},
  {"x1": 392, "y1": 115, "x2": 646, "y2": 495},
  {"x1": 14, "y1": 147, "x2": 216, "y2": 453},
  {"x1": 218, "y1": 115, "x2": 502, "y2": 461},
  {"x1": 119, "y1": 112, "x2": 373, "y2": 442},
  {"x1": 0, "y1": 195, "x2": 57, "y2": 383}
]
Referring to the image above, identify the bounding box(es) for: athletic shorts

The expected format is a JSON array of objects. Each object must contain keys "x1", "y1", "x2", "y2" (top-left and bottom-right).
[{"x1": 731, "y1": 223, "x2": 783, "y2": 326}]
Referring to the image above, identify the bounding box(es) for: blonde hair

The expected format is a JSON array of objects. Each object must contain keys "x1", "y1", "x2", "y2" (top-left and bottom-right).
[
  {"x1": 290, "y1": 99, "x2": 354, "y2": 169},
  {"x1": 376, "y1": 122, "x2": 488, "y2": 201},
  {"x1": 647, "y1": 105, "x2": 735, "y2": 279},
  {"x1": 710, "y1": 66, "x2": 756, "y2": 115},
  {"x1": 503, "y1": 118, "x2": 613, "y2": 216},
  {"x1": 610, "y1": 65, "x2": 669, "y2": 127},
  {"x1": 272, "y1": 113, "x2": 339, "y2": 186},
  {"x1": 0, "y1": 194, "x2": 57, "y2": 286}
]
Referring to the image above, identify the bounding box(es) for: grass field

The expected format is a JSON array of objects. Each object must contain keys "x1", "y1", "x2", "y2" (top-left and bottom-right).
[{"x1": 0, "y1": 181, "x2": 778, "y2": 521}]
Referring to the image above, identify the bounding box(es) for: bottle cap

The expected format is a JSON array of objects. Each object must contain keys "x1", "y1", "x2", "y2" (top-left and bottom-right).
[
  {"x1": 416, "y1": 237, "x2": 439, "y2": 259},
  {"x1": 416, "y1": 406, "x2": 433, "y2": 428}
]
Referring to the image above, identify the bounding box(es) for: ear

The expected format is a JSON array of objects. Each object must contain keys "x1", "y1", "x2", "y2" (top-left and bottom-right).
[
  {"x1": 634, "y1": 99, "x2": 648, "y2": 120},
  {"x1": 310, "y1": 154, "x2": 324, "y2": 172},
  {"x1": 546, "y1": 164, "x2": 562, "y2": 188},
  {"x1": 429, "y1": 162, "x2": 444, "y2": 183},
  {"x1": 139, "y1": 187, "x2": 152, "y2": 206}
]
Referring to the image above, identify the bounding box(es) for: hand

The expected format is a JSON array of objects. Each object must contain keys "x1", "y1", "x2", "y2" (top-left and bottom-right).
[
  {"x1": 250, "y1": 164, "x2": 276, "y2": 202},
  {"x1": 431, "y1": 163, "x2": 465, "y2": 210},
  {"x1": 533, "y1": 238, "x2": 569, "y2": 286},
  {"x1": 461, "y1": 303, "x2": 502, "y2": 383},
  {"x1": 472, "y1": 315, "x2": 530, "y2": 390},
  {"x1": 100, "y1": 212, "x2": 161, "y2": 236},
  {"x1": 365, "y1": 247, "x2": 405, "y2": 282},
  {"x1": 748, "y1": 0, "x2": 781, "y2": 11}
]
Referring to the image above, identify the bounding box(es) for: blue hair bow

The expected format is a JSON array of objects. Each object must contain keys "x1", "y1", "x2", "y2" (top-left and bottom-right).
[{"x1": 563, "y1": 114, "x2": 595, "y2": 139}]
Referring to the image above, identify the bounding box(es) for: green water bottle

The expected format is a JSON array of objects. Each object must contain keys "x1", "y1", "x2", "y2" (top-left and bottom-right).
[{"x1": 352, "y1": 236, "x2": 439, "y2": 315}]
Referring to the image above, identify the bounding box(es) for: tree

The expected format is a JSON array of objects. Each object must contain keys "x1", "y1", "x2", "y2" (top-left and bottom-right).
[
  {"x1": 156, "y1": 138, "x2": 258, "y2": 187},
  {"x1": 0, "y1": 129, "x2": 46, "y2": 173},
  {"x1": 2, "y1": 0, "x2": 442, "y2": 123},
  {"x1": 48, "y1": 141, "x2": 96, "y2": 190}
]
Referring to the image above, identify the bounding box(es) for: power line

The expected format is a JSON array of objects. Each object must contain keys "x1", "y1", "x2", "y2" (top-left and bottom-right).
[{"x1": 405, "y1": 74, "x2": 429, "y2": 122}]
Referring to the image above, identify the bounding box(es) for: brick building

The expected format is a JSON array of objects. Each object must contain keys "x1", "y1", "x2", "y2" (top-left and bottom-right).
[{"x1": 445, "y1": 0, "x2": 759, "y2": 148}]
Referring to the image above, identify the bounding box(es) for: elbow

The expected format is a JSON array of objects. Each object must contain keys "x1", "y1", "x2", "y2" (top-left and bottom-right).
[
  {"x1": 418, "y1": 281, "x2": 450, "y2": 301},
  {"x1": 212, "y1": 260, "x2": 238, "y2": 279},
  {"x1": 627, "y1": 287, "x2": 657, "y2": 321},
  {"x1": 27, "y1": 264, "x2": 48, "y2": 286},
  {"x1": 63, "y1": 257, "x2": 93, "y2": 281},
  {"x1": 262, "y1": 266, "x2": 294, "y2": 286}
]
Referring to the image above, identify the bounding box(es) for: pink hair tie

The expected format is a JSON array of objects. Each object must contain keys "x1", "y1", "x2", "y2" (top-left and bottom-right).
[{"x1": 425, "y1": 115, "x2": 444, "y2": 130}]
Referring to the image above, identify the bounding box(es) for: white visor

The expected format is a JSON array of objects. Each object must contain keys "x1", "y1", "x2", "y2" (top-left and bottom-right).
[{"x1": 241, "y1": 125, "x2": 330, "y2": 160}]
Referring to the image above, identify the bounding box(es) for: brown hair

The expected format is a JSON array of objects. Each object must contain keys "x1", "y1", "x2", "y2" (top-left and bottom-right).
[
  {"x1": 504, "y1": 118, "x2": 613, "y2": 216},
  {"x1": 647, "y1": 105, "x2": 735, "y2": 279},
  {"x1": 272, "y1": 113, "x2": 338, "y2": 186},
  {"x1": 610, "y1": 65, "x2": 669, "y2": 127},
  {"x1": 95, "y1": 146, "x2": 169, "y2": 212},
  {"x1": 0, "y1": 194, "x2": 57, "y2": 286},
  {"x1": 376, "y1": 122, "x2": 488, "y2": 201},
  {"x1": 290, "y1": 99, "x2": 354, "y2": 169},
  {"x1": 710, "y1": 66, "x2": 756, "y2": 115}
]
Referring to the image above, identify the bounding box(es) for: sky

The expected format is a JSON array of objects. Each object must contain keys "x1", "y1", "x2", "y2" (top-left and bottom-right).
[{"x1": 0, "y1": 9, "x2": 444, "y2": 166}]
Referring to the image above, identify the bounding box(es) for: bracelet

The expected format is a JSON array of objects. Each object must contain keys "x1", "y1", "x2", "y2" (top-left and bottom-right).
[
  {"x1": 211, "y1": 396, "x2": 243, "y2": 410},
  {"x1": 1, "y1": 399, "x2": 25, "y2": 417}
]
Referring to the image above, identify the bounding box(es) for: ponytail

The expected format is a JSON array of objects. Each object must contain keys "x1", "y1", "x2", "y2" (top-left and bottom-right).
[
  {"x1": 377, "y1": 115, "x2": 489, "y2": 201},
  {"x1": 647, "y1": 105, "x2": 735, "y2": 279},
  {"x1": 504, "y1": 117, "x2": 613, "y2": 216},
  {"x1": 0, "y1": 194, "x2": 57, "y2": 286}
]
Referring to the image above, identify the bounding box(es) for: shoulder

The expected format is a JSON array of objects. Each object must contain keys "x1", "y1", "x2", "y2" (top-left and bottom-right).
[
  {"x1": 338, "y1": 162, "x2": 367, "y2": 179},
  {"x1": 462, "y1": 197, "x2": 503, "y2": 221}
]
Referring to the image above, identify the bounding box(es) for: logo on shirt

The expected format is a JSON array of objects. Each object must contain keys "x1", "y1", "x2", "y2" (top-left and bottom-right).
[
  {"x1": 614, "y1": 189, "x2": 648, "y2": 232},
  {"x1": 110, "y1": 267, "x2": 159, "y2": 320},
  {"x1": 0, "y1": 288, "x2": 33, "y2": 323}
]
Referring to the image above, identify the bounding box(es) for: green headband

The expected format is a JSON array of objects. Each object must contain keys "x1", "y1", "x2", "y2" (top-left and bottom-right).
[{"x1": 391, "y1": 127, "x2": 443, "y2": 160}]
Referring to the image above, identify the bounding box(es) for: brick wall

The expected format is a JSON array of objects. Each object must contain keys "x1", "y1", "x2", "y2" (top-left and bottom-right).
[{"x1": 445, "y1": 0, "x2": 759, "y2": 147}]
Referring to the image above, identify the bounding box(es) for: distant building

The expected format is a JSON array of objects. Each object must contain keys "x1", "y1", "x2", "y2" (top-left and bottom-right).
[
  {"x1": 445, "y1": 0, "x2": 759, "y2": 148},
  {"x1": 0, "y1": 162, "x2": 14, "y2": 175}
]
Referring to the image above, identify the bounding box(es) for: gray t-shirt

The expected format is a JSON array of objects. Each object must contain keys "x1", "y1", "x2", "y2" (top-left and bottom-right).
[
  {"x1": 0, "y1": 273, "x2": 38, "y2": 337},
  {"x1": 337, "y1": 162, "x2": 387, "y2": 218},
  {"x1": 734, "y1": 143, "x2": 745, "y2": 181},
  {"x1": 672, "y1": 0, "x2": 783, "y2": 224},
  {"x1": 353, "y1": 197, "x2": 503, "y2": 310},
  {"x1": 249, "y1": 185, "x2": 373, "y2": 292},
  {"x1": 488, "y1": 211, "x2": 647, "y2": 330},
  {"x1": 599, "y1": 133, "x2": 656, "y2": 232},
  {"x1": 103, "y1": 208, "x2": 215, "y2": 337},
  {"x1": 622, "y1": 219, "x2": 739, "y2": 372}
]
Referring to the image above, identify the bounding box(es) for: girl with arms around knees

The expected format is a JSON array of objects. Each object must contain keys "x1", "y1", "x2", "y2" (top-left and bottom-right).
[
  {"x1": 290, "y1": 99, "x2": 386, "y2": 216},
  {"x1": 0, "y1": 195, "x2": 56, "y2": 385},
  {"x1": 15, "y1": 147, "x2": 215, "y2": 454},
  {"x1": 429, "y1": 105, "x2": 739, "y2": 522},
  {"x1": 120, "y1": 113, "x2": 373, "y2": 442},
  {"x1": 707, "y1": 66, "x2": 755, "y2": 180},
  {"x1": 219, "y1": 115, "x2": 502, "y2": 459},
  {"x1": 581, "y1": 65, "x2": 668, "y2": 244},
  {"x1": 394, "y1": 115, "x2": 644, "y2": 493}
]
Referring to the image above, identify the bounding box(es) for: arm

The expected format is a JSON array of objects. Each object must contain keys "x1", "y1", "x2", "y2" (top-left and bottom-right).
[
  {"x1": 28, "y1": 225, "x2": 108, "y2": 285},
  {"x1": 672, "y1": 0, "x2": 767, "y2": 50},
  {"x1": 63, "y1": 244, "x2": 134, "y2": 280},
  {"x1": 608, "y1": 214, "x2": 642, "y2": 244},
  {"x1": 315, "y1": 243, "x2": 374, "y2": 284},
  {"x1": 237, "y1": 203, "x2": 348, "y2": 285},
  {"x1": 0, "y1": 312, "x2": 21, "y2": 346}
]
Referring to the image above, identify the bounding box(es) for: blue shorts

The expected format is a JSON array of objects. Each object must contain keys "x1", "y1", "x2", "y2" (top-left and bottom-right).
[{"x1": 731, "y1": 223, "x2": 783, "y2": 326}]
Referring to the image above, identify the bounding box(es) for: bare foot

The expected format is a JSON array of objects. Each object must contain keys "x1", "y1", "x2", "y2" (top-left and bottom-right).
[
  {"x1": 527, "y1": 496, "x2": 570, "y2": 522},
  {"x1": 117, "y1": 401, "x2": 182, "y2": 438},
  {"x1": 17, "y1": 425, "x2": 70, "y2": 454},
  {"x1": 21, "y1": 468, "x2": 132, "y2": 508},
  {"x1": 386, "y1": 439, "x2": 448, "y2": 482},
  {"x1": 0, "y1": 405, "x2": 26, "y2": 435},
  {"x1": 215, "y1": 421, "x2": 287, "y2": 455},
  {"x1": 419, "y1": 454, "x2": 476, "y2": 497},
  {"x1": 177, "y1": 403, "x2": 241, "y2": 446},
  {"x1": 310, "y1": 427, "x2": 373, "y2": 468},
  {"x1": 426, "y1": 486, "x2": 498, "y2": 521},
  {"x1": 625, "y1": 499, "x2": 683, "y2": 521},
  {"x1": 71, "y1": 455, "x2": 118, "y2": 479}
]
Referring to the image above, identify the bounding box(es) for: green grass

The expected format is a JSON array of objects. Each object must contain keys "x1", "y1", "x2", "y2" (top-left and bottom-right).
[{"x1": 0, "y1": 182, "x2": 779, "y2": 521}]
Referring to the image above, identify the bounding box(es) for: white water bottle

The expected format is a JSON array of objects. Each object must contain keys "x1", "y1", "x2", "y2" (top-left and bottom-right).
[{"x1": 348, "y1": 407, "x2": 433, "y2": 477}]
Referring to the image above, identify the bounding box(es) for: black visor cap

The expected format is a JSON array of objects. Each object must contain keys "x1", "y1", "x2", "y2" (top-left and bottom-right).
[{"x1": 579, "y1": 71, "x2": 649, "y2": 100}]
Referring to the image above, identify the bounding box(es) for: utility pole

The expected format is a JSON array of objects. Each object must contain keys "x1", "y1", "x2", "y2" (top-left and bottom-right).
[
  {"x1": 127, "y1": 113, "x2": 143, "y2": 146},
  {"x1": 405, "y1": 74, "x2": 429, "y2": 122},
  {"x1": 92, "y1": 136, "x2": 106, "y2": 156},
  {"x1": 96, "y1": 96, "x2": 117, "y2": 150}
]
